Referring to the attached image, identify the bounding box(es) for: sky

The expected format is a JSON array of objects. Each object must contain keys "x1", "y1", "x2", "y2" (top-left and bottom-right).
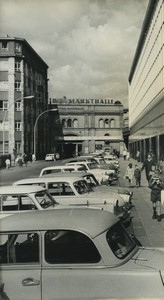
[{"x1": 0, "y1": 0, "x2": 149, "y2": 107}]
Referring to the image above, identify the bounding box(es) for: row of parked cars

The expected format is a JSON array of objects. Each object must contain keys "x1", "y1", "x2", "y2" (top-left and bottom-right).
[{"x1": 0, "y1": 151, "x2": 164, "y2": 299}]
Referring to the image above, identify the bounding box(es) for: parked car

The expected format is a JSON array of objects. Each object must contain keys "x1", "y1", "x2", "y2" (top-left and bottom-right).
[
  {"x1": 0, "y1": 209, "x2": 164, "y2": 299},
  {"x1": 13, "y1": 175, "x2": 130, "y2": 220},
  {"x1": 45, "y1": 154, "x2": 56, "y2": 161},
  {"x1": 65, "y1": 161, "x2": 118, "y2": 184},
  {"x1": 39, "y1": 165, "x2": 86, "y2": 177},
  {"x1": 0, "y1": 185, "x2": 57, "y2": 216}
]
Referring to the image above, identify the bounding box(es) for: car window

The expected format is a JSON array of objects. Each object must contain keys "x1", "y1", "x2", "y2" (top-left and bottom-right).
[
  {"x1": 35, "y1": 191, "x2": 56, "y2": 208},
  {"x1": 87, "y1": 162, "x2": 97, "y2": 169},
  {"x1": 0, "y1": 194, "x2": 37, "y2": 211},
  {"x1": 84, "y1": 175, "x2": 98, "y2": 188},
  {"x1": 45, "y1": 230, "x2": 101, "y2": 264},
  {"x1": 63, "y1": 168, "x2": 76, "y2": 172},
  {"x1": 0, "y1": 233, "x2": 39, "y2": 264},
  {"x1": 47, "y1": 182, "x2": 75, "y2": 196},
  {"x1": 106, "y1": 222, "x2": 135, "y2": 259},
  {"x1": 42, "y1": 169, "x2": 61, "y2": 175},
  {"x1": 73, "y1": 180, "x2": 89, "y2": 194}
]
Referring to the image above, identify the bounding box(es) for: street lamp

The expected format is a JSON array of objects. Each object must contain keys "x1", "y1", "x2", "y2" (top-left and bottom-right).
[
  {"x1": 2, "y1": 95, "x2": 34, "y2": 155},
  {"x1": 33, "y1": 108, "x2": 58, "y2": 160}
]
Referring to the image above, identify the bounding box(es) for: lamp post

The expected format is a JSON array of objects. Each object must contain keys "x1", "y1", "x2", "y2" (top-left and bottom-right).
[
  {"x1": 33, "y1": 108, "x2": 58, "y2": 160},
  {"x1": 2, "y1": 95, "x2": 34, "y2": 155}
]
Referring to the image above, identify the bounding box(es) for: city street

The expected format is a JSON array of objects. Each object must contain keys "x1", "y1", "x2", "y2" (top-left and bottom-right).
[{"x1": 0, "y1": 157, "x2": 164, "y2": 248}]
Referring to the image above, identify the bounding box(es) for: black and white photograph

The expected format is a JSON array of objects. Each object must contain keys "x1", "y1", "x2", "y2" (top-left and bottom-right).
[{"x1": 0, "y1": 0, "x2": 164, "y2": 299}]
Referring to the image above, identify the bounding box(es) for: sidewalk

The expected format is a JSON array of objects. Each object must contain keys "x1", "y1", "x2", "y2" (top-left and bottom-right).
[{"x1": 118, "y1": 157, "x2": 164, "y2": 247}]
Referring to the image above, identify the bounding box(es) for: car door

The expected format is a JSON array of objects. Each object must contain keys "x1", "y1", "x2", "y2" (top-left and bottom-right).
[
  {"x1": 42, "y1": 229, "x2": 103, "y2": 299},
  {"x1": 0, "y1": 231, "x2": 41, "y2": 300}
]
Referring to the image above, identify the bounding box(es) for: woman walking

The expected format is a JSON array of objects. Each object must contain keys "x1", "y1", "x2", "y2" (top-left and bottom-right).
[{"x1": 125, "y1": 163, "x2": 134, "y2": 187}]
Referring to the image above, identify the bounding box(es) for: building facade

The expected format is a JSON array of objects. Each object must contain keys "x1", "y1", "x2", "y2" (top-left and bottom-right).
[
  {"x1": 50, "y1": 97, "x2": 125, "y2": 158},
  {"x1": 128, "y1": 0, "x2": 164, "y2": 162},
  {"x1": 0, "y1": 36, "x2": 49, "y2": 160}
]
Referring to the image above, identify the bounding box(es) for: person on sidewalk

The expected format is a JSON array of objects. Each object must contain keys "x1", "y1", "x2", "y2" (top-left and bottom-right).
[
  {"x1": 126, "y1": 150, "x2": 130, "y2": 161},
  {"x1": 125, "y1": 163, "x2": 134, "y2": 187},
  {"x1": 141, "y1": 153, "x2": 156, "y2": 183},
  {"x1": 136, "y1": 150, "x2": 140, "y2": 162},
  {"x1": 123, "y1": 149, "x2": 127, "y2": 161},
  {"x1": 134, "y1": 164, "x2": 141, "y2": 187},
  {"x1": 5, "y1": 158, "x2": 10, "y2": 170},
  {"x1": 149, "y1": 170, "x2": 163, "y2": 222}
]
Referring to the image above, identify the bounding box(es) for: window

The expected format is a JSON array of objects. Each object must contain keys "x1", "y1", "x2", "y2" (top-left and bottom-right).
[
  {"x1": 47, "y1": 182, "x2": 75, "y2": 196},
  {"x1": 15, "y1": 81, "x2": 21, "y2": 91},
  {"x1": 15, "y1": 142, "x2": 21, "y2": 153},
  {"x1": 73, "y1": 119, "x2": 78, "y2": 128},
  {"x1": 62, "y1": 119, "x2": 66, "y2": 128},
  {"x1": 15, "y1": 60, "x2": 21, "y2": 71},
  {"x1": 99, "y1": 119, "x2": 104, "y2": 128},
  {"x1": 15, "y1": 121, "x2": 21, "y2": 131},
  {"x1": 15, "y1": 101, "x2": 21, "y2": 111},
  {"x1": 105, "y1": 119, "x2": 109, "y2": 128},
  {"x1": 15, "y1": 42, "x2": 21, "y2": 52},
  {"x1": 110, "y1": 119, "x2": 115, "y2": 128},
  {"x1": 1, "y1": 42, "x2": 8, "y2": 50},
  {"x1": 45, "y1": 230, "x2": 101, "y2": 264},
  {"x1": 106, "y1": 222, "x2": 135, "y2": 259},
  {"x1": 0, "y1": 233, "x2": 39, "y2": 264},
  {"x1": 37, "y1": 93, "x2": 41, "y2": 102},
  {"x1": 0, "y1": 100, "x2": 8, "y2": 110},
  {"x1": 67, "y1": 119, "x2": 72, "y2": 128},
  {"x1": 0, "y1": 194, "x2": 37, "y2": 211}
]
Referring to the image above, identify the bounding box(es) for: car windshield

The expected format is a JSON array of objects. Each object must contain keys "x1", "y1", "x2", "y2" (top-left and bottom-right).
[
  {"x1": 106, "y1": 222, "x2": 136, "y2": 259},
  {"x1": 73, "y1": 180, "x2": 90, "y2": 195},
  {"x1": 87, "y1": 162, "x2": 98, "y2": 170},
  {"x1": 35, "y1": 190, "x2": 56, "y2": 208},
  {"x1": 83, "y1": 174, "x2": 98, "y2": 189}
]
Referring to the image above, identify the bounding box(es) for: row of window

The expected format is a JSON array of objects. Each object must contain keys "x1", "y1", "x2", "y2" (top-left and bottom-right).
[
  {"x1": 1, "y1": 41, "x2": 21, "y2": 52},
  {"x1": 61, "y1": 118, "x2": 116, "y2": 128},
  {"x1": 0, "y1": 120, "x2": 21, "y2": 131},
  {"x1": 0, "y1": 100, "x2": 21, "y2": 111}
]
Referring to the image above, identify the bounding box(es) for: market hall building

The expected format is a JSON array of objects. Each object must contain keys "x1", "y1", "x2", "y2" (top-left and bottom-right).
[
  {"x1": 50, "y1": 97, "x2": 126, "y2": 158},
  {"x1": 128, "y1": 0, "x2": 164, "y2": 162}
]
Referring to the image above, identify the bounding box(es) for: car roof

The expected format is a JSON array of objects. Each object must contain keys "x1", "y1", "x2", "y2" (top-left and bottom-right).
[
  {"x1": 0, "y1": 185, "x2": 46, "y2": 194},
  {"x1": 0, "y1": 209, "x2": 118, "y2": 237},
  {"x1": 14, "y1": 175, "x2": 87, "y2": 185},
  {"x1": 41, "y1": 165, "x2": 83, "y2": 171}
]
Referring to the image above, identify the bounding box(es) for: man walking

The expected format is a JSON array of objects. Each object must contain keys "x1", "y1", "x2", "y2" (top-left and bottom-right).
[{"x1": 141, "y1": 153, "x2": 155, "y2": 183}]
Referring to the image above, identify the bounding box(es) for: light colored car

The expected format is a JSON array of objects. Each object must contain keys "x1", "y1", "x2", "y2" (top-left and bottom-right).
[
  {"x1": 0, "y1": 208, "x2": 164, "y2": 299},
  {"x1": 0, "y1": 185, "x2": 58, "y2": 217},
  {"x1": 13, "y1": 175, "x2": 130, "y2": 220},
  {"x1": 65, "y1": 161, "x2": 118, "y2": 184},
  {"x1": 45, "y1": 153, "x2": 55, "y2": 161},
  {"x1": 39, "y1": 164, "x2": 86, "y2": 177}
]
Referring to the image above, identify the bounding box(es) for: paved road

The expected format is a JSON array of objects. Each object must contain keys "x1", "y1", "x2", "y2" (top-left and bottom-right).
[{"x1": 1, "y1": 157, "x2": 164, "y2": 247}]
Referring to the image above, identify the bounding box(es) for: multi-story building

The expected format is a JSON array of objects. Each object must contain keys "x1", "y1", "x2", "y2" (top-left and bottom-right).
[
  {"x1": 0, "y1": 36, "x2": 49, "y2": 160},
  {"x1": 128, "y1": 0, "x2": 164, "y2": 162},
  {"x1": 50, "y1": 97, "x2": 125, "y2": 158}
]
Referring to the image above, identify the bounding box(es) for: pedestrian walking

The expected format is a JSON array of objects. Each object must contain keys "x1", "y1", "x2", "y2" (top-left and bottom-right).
[
  {"x1": 134, "y1": 164, "x2": 141, "y2": 187},
  {"x1": 123, "y1": 149, "x2": 127, "y2": 161},
  {"x1": 5, "y1": 158, "x2": 10, "y2": 170},
  {"x1": 125, "y1": 163, "x2": 134, "y2": 187},
  {"x1": 141, "y1": 153, "x2": 156, "y2": 183},
  {"x1": 126, "y1": 151, "x2": 130, "y2": 161},
  {"x1": 136, "y1": 150, "x2": 140, "y2": 162},
  {"x1": 23, "y1": 153, "x2": 28, "y2": 167},
  {"x1": 149, "y1": 170, "x2": 163, "y2": 222},
  {"x1": 18, "y1": 155, "x2": 23, "y2": 167}
]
